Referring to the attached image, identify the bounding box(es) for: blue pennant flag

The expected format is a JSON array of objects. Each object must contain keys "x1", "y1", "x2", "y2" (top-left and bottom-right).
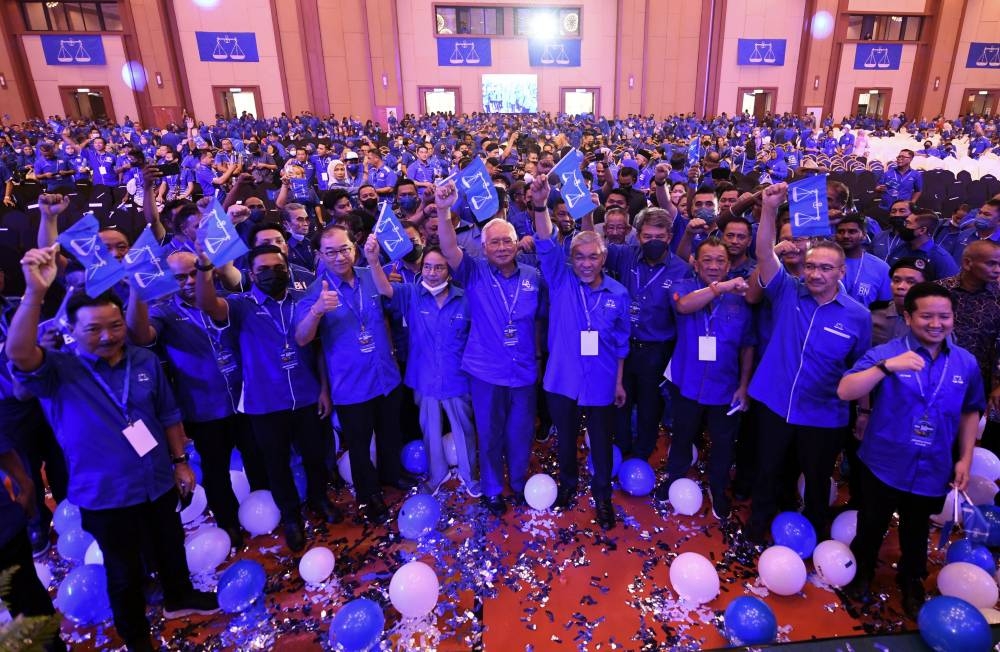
[
  {"x1": 455, "y1": 157, "x2": 499, "y2": 223},
  {"x1": 550, "y1": 148, "x2": 598, "y2": 221},
  {"x1": 787, "y1": 174, "x2": 831, "y2": 238},
  {"x1": 290, "y1": 177, "x2": 316, "y2": 203},
  {"x1": 687, "y1": 137, "x2": 701, "y2": 167},
  {"x1": 56, "y1": 212, "x2": 125, "y2": 298},
  {"x1": 373, "y1": 202, "x2": 414, "y2": 262},
  {"x1": 197, "y1": 198, "x2": 249, "y2": 267},
  {"x1": 123, "y1": 226, "x2": 179, "y2": 302}
]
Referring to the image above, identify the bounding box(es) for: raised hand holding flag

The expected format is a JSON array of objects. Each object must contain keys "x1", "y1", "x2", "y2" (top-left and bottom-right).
[
  {"x1": 373, "y1": 201, "x2": 414, "y2": 262},
  {"x1": 787, "y1": 173, "x2": 831, "y2": 237},
  {"x1": 550, "y1": 148, "x2": 598, "y2": 220},
  {"x1": 455, "y1": 157, "x2": 499, "y2": 223},
  {"x1": 196, "y1": 197, "x2": 249, "y2": 266},
  {"x1": 123, "y1": 226, "x2": 179, "y2": 302},
  {"x1": 55, "y1": 212, "x2": 126, "y2": 297}
]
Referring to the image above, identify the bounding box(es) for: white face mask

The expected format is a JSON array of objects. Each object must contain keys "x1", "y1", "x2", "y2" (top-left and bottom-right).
[{"x1": 421, "y1": 280, "x2": 448, "y2": 296}]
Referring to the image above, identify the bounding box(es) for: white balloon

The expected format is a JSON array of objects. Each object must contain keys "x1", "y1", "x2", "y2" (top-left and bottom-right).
[
  {"x1": 979, "y1": 607, "x2": 1000, "y2": 625},
  {"x1": 669, "y1": 552, "x2": 719, "y2": 604},
  {"x1": 180, "y1": 485, "x2": 208, "y2": 524},
  {"x1": 971, "y1": 448, "x2": 1000, "y2": 481},
  {"x1": 299, "y1": 546, "x2": 336, "y2": 585},
  {"x1": 84, "y1": 540, "x2": 104, "y2": 566},
  {"x1": 758, "y1": 545, "x2": 807, "y2": 596},
  {"x1": 389, "y1": 561, "x2": 440, "y2": 618},
  {"x1": 184, "y1": 526, "x2": 231, "y2": 574},
  {"x1": 442, "y1": 432, "x2": 459, "y2": 467},
  {"x1": 337, "y1": 453, "x2": 354, "y2": 487},
  {"x1": 230, "y1": 470, "x2": 251, "y2": 504},
  {"x1": 34, "y1": 561, "x2": 52, "y2": 588},
  {"x1": 831, "y1": 510, "x2": 858, "y2": 545},
  {"x1": 966, "y1": 475, "x2": 999, "y2": 506},
  {"x1": 937, "y1": 561, "x2": 999, "y2": 609},
  {"x1": 668, "y1": 478, "x2": 703, "y2": 516},
  {"x1": 931, "y1": 490, "x2": 957, "y2": 527},
  {"x1": 238, "y1": 490, "x2": 281, "y2": 536},
  {"x1": 979, "y1": 416, "x2": 988, "y2": 439},
  {"x1": 691, "y1": 444, "x2": 699, "y2": 466},
  {"x1": 523, "y1": 473, "x2": 558, "y2": 511},
  {"x1": 812, "y1": 540, "x2": 856, "y2": 588}
]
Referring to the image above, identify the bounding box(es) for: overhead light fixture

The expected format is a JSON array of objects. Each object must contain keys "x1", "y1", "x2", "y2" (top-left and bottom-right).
[
  {"x1": 529, "y1": 12, "x2": 559, "y2": 40},
  {"x1": 0, "y1": 74, "x2": 6, "y2": 89},
  {"x1": 933, "y1": 77, "x2": 940, "y2": 90},
  {"x1": 813, "y1": 76, "x2": 820, "y2": 90}
]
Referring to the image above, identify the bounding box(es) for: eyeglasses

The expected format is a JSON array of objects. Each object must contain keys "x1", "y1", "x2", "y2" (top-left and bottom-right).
[
  {"x1": 422, "y1": 263, "x2": 448, "y2": 273},
  {"x1": 321, "y1": 246, "x2": 354, "y2": 259},
  {"x1": 804, "y1": 263, "x2": 841, "y2": 273}
]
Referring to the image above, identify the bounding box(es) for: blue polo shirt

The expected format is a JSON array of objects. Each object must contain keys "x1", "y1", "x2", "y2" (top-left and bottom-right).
[
  {"x1": 35, "y1": 156, "x2": 72, "y2": 191},
  {"x1": 294, "y1": 267, "x2": 401, "y2": 405},
  {"x1": 852, "y1": 335, "x2": 985, "y2": 496},
  {"x1": 605, "y1": 244, "x2": 692, "y2": 342},
  {"x1": 389, "y1": 283, "x2": 470, "y2": 400},
  {"x1": 369, "y1": 165, "x2": 398, "y2": 202},
  {"x1": 149, "y1": 296, "x2": 241, "y2": 422},
  {"x1": 748, "y1": 267, "x2": 871, "y2": 426},
  {"x1": 537, "y1": 236, "x2": 630, "y2": 405},
  {"x1": 83, "y1": 148, "x2": 118, "y2": 185},
  {"x1": 194, "y1": 163, "x2": 218, "y2": 198},
  {"x1": 879, "y1": 166, "x2": 922, "y2": 208},
  {"x1": 452, "y1": 255, "x2": 544, "y2": 388},
  {"x1": 407, "y1": 160, "x2": 435, "y2": 184},
  {"x1": 886, "y1": 239, "x2": 959, "y2": 278},
  {"x1": 670, "y1": 279, "x2": 755, "y2": 405},
  {"x1": 11, "y1": 346, "x2": 181, "y2": 510},
  {"x1": 843, "y1": 253, "x2": 891, "y2": 307},
  {"x1": 223, "y1": 286, "x2": 320, "y2": 414}
]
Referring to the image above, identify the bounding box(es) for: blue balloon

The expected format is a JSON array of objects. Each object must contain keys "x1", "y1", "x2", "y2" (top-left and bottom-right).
[
  {"x1": 918, "y1": 596, "x2": 991, "y2": 652},
  {"x1": 587, "y1": 445, "x2": 623, "y2": 478},
  {"x1": 56, "y1": 564, "x2": 111, "y2": 625},
  {"x1": 52, "y1": 500, "x2": 81, "y2": 534},
  {"x1": 57, "y1": 526, "x2": 95, "y2": 563},
  {"x1": 397, "y1": 494, "x2": 441, "y2": 540},
  {"x1": 218, "y1": 560, "x2": 267, "y2": 614},
  {"x1": 329, "y1": 597, "x2": 384, "y2": 651},
  {"x1": 946, "y1": 539, "x2": 997, "y2": 575},
  {"x1": 724, "y1": 596, "x2": 778, "y2": 645},
  {"x1": 401, "y1": 440, "x2": 429, "y2": 476},
  {"x1": 618, "y1": 458, "x2": 655, "y2": 496},
  {"x1": 771, "y1": 512, "x2": 817, "y2": 559}
]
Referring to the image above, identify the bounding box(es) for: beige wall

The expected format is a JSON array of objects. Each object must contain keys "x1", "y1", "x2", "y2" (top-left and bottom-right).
[
  {"x1": 316, "y1": 0, "x2": 377, "y2": 120},
  {"x1": 716, "y1": 0, "x2": 805, "y2": 115},
  {"x1": 640, "y1": 0, "x2": 702, "y2": 117},
  {"x1": 848, "y1": 0, "x2": 927, "y2": 10},
  {"x1": 831, "y1": 43, "x2": 918, "y2": 118},
  {"x1": 943, "y1": 0, "x2": 1000, "y2": 116}
]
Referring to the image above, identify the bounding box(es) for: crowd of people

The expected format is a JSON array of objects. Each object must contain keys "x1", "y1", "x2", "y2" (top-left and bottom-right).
[{"x1": 0, "y1": 108, "x2": 999, "y2": 651}]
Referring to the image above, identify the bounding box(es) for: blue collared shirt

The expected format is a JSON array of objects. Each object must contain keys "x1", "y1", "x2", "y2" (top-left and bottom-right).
[
  {"x1": 605, "y1": 244, "x2": 692, "y2": 342},
  {"x1": 84, "y1": 148, "x2": 118, "y2": 185},
  {"x1": 670, "y1": 278, "x2": 755, "y2": 405},
  {"x1": 389, "y1": 283, "x2": 470, "y2": 399},
  {"x1": 294, "y1": 267, "x2": 401, "y2": 404},
  {"x1": 749, "y1": 267, "x2": 871, "y2": 426},
  {"x1": 537, "y1": 236, "x2": 630, "y2": 405},
  {"x1": 11, "y1": 346, "x2": 181, "y2": 510},
  {"x1": 407, "y1": 160, "x2": 435, "y2": 184},
  {"x1": 149, "y1": 296, "x2": 241, "y2": 422},
  {"x1": 852, "y1": 335, "x2": 985, "y2": 496},
  {"x1": 452, "y1": 255, "x2": 544, "y2": 388},
  {"x1": 223, "y1": 286, "x2": 321, "y2": 414},
  {"x1": 886, "y1": 239, "x2": 959, "y2": 278},
  {"x1": 879, "y1": 166, "x2": 923, "y2": 208},
  {"x1": 843, "y1": 253, "x2": 891, "y2": 307}
]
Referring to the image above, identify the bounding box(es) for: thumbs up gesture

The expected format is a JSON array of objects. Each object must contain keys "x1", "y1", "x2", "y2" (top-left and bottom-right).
[{"x1": 310, "y1": 279, "x2": 340, "y2": 317}]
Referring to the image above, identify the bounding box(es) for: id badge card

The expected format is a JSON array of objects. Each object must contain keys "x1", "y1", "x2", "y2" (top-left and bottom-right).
[
  {"x1": 279, "y1": 346, "x2": 299, "y2": 370},
  {"x1": 698, "y1": 336, "x2": 717, "y2": 362},
  {"x1": 628, "y1": 301, "x2": 641, "y2": 324},
  {"x1": 503, "y1": 323, "x2": 518, "y2": 347},
  {"x1": 122, "y1": 419, "x2": 158, "y2": 457},
  {"x1": 581, "y1": 330, "x2": 599, "y2": 356},
  {"x1": 911, "y1": 414, "x2": 935, "y2": 447},
  {"x1": 98, "y1": 165, "x2": 107, "y2": 176},
  {"x1": 217, "y1": 349, "x2": 238, "y2": 375},
  {"x1": 321, "y1": 172, "x2": 329, "y2": 181},
  {"x1": 358, "y1": 329, "x2": 375, "y2": 353}
]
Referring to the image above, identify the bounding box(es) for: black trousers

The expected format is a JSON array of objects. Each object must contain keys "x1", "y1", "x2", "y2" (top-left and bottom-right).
[
  {"x1": 666, "y1": 394, "x2": 739, "y2": 501},
  {"x1": 0, "y1": 528, "x2": 65, "y2": 651},
  {"x1": 750, "y1": 405, "x2": 845, "y2": 535},
  {"x1": 335, "y1": 385, "x2": 404, "y2": 503},
  {"x1": 548, "y1": 392, "x2": 614, "y2": 501},
  {"x1": 247, "y1": 404, "x2": 331, "y2": 522},
  {"x1": 80, "y1": 489, "x2": 192, "y2": 647},
  {"x1": 615, "y1": 340, "x2": 672, "y2": 460},
  {"x1": 185, "y1": 413, "x2": 269, "y2": 530},
  {"x1": 7, "y1": 400, "x2": 68, "y2": 528},
  {"x1": 850, "y1": 461, "x2": 944, "y2": 583}
]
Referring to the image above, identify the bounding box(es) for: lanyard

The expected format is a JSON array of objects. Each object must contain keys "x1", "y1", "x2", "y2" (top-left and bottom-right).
[
  {"x1": 577, "y1": 284, "x2": 602, "y2": 331},
  {"x1": 847, "y1": 255, "x2": 865, "y2": 295},
  {"x1": 697, "y1": 280, "x2": 721, "y2": 335},
  {"x1": 259, "y1": 295, "x2": 292, "y2": 340},
  {"x1": 177, "y1": 299, "x2": 226, "y2": 351},
  {"x1": 490, "y1": 268, "x2": 521, "y2": 325},
  {"x1": 80, "y1": 353, "x2": 132, "y2": 424},
  {"x1": 630, "y1": 262, "x2": 667, "y2": 298},
  {"x1": 333, "y1": 274, "x2": 367, "y2": 331},
  {"x1": 905, "y1": 339, "x2": 951, "y2": 408}
]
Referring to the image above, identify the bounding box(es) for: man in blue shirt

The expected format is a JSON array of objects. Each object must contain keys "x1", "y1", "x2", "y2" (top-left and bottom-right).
[
  {"x1": 747, "y1": 182, "x2": 872, "y2": 542},
  {"x1": 886, "y1": 209, "x2": 959, "y2": 277},
  {"x1": 294, "y1": 225, "x2": 410, "y2": 524},
  {"x1": 876, "y1": 150, "x2": 922, "y2": 210},
  {"x1": 435, "y1": 180, "x2": 545, "y2": 516},
  {"x1": 7, "y1": 250, "x2": 217, "y2": 652},
  {"x1": 407, "y1": 144, "x2": 437, "y2": 193},
  {"x1": 530, "y1": 175, "x2": 630, "y2": 530},
  {"x1": 838, "y1": 283, "x2": 984, "y2": 618},
  {"x1": 196, "y1": 244, "x2": 342, "y2": 551},
  {"x1": 834, "y1": 215, "x2": 892, "y2": 307},
  {"x1": 363, "y1": 149, "x2": 398, "y2": 203},
  {"x1": 947, "y1": 198, "x2": 1000, "y2": 265}
]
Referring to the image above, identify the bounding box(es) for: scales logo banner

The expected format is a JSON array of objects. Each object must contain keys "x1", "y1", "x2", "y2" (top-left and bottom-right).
[
  {"x1": 528, "y1": 39, "x2": 581, "y2": 67},
  {"x1": 195, "y1": 32, "x2": 259, "y2": 62},
  {"x1": 853, "y1": 43, "x2": 902, "y2": 70},
  {"x1": 40, "y1": 35, "x2": 105, "y2": 66},
  {"x1": 436, "y1": 38, "x2": 492, "y2": 66},
  {"x1": 966, "y1": 43, "x2": 1000, "y2": 68},
  {"x1": 737, "y1": 39, "x2": 786, "y2": 66}
]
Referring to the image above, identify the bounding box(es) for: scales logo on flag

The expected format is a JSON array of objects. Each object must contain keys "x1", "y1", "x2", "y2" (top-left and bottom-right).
[
  {"x1": 195, "y1": 32, "x2": 260, "y2": 63},
  {"x1": 41, "y1": 35, "x2": 106, "y2": 66}
]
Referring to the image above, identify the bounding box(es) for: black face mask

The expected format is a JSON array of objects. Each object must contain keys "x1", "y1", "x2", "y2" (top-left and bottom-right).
[
  {"x1": 254, "y1": 268, "x2": 290, "y2": 297},
  {"x1": 641, "y1": 239, "x2": 668, "y2": 261},
  {"x1": 361, "y1": 198, "x2": 378, "y2": 212},
  {"x1": 248, "y1": 208, "x2": 266, "y2": 222},
  {"x1": 898, "y1": 227, "x2": 919, "y2": 242},
  {"x1": 402, "y1": 244, "x2": 424, "y2": 264}
]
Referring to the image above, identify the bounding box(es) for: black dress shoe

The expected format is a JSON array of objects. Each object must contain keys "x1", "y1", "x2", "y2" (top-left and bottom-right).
[
  {"x1": 311, "y1": 499, "x2": 345, "y2": 524},
  {"x1": 387, "y1": 475, "x2": 419, "y2": 491},
  {"x1": 842, "y1": 575, "x2": 875, "y2": 605},
  {"x1": 553, "y1": 486, "x2": 575, "y2": 510},
  {"x1": 511, "y1": 491, "x2": 527, "y2": 507},
  {"x1": 899, "y1": 577, "x2": 926, "y2": 620},
  {"x1": 652, "y1": 482, "x2": 671, "y2": 503},
  {"x1": 482, "y1": 494, "x2": 507, "y2": 516},
  {"x1": 363, "y1": 496, "x2": 390, "y2": 525},
  {"x1": 595, "y1": 498, "x2": 616, "y2": 531},
  {"x1": 283, "y1": 520, "x2": 306, "y2": 552}
]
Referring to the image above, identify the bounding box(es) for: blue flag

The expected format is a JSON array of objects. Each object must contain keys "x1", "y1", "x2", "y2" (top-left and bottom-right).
[
  {"x1": 374, "y1": 202, "x2": 414, "y2": 262},
  {"x1": 197, "y1": 198, "x2": 249, "y2": 266},
  {"x1": 787, "y1": 174, "x2": 831, "y2": 238},
  {"x1": 687, "y1": 136, "x2": 701, "y2": 166},
  {"x1": 123, "y1": 226, "x2": 179, "y2": 302},
  {"x1": 455, "y1": 157, "x2": 499, "y2": 223},
  {"x1": 56, "y1": 212, "x2": 126, "y2": 298},
  {"x1": 550, "y1": 148, "x2": 597, "y2": 221}
]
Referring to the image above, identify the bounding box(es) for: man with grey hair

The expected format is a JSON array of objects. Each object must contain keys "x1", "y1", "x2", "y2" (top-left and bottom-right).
[{"x1": 281, "y1": 203, "x2": 316, "y2": 272}]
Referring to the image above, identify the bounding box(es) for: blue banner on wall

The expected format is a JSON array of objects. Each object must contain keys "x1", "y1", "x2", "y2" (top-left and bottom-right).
[
  {"x1": 436, "y1": 37, "x2": 492, "y2": 66},
  {"x1": 41, "y1": 35, "x2": 105, "y2": 66},
  {"x1": 966, "y1": 42, "x2": 1000, "y2": 69},
  {"x1": 737, "y1": 39, "x2": 786, "y2": 66},
  {"x1": 195, "y1": 32, "x2": 259, "y2": 62},
  {"x1": 528, "y1": 39, "x2": 581, "y2": 67},
  {"x1": 853, "y1": 43, "x2": 902, "y2": 70}
]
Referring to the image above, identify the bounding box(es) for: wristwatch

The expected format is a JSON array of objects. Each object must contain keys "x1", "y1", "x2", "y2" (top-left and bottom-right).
[
  {"x1": 531, "y1": 204, "x2": 548, "y2": 212},
  {"x1": 194, "y1": 261, "x2": 215, "y2": 272},
  {"x1": 171, "y1": 453, "x2": 190, "y2": 465},
  {"x1": 856, "y1": 407, "x2": 872, "y2": 416},
  {"x1": 875, "y1": 360, "x2": 893, "y2": 376}
]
